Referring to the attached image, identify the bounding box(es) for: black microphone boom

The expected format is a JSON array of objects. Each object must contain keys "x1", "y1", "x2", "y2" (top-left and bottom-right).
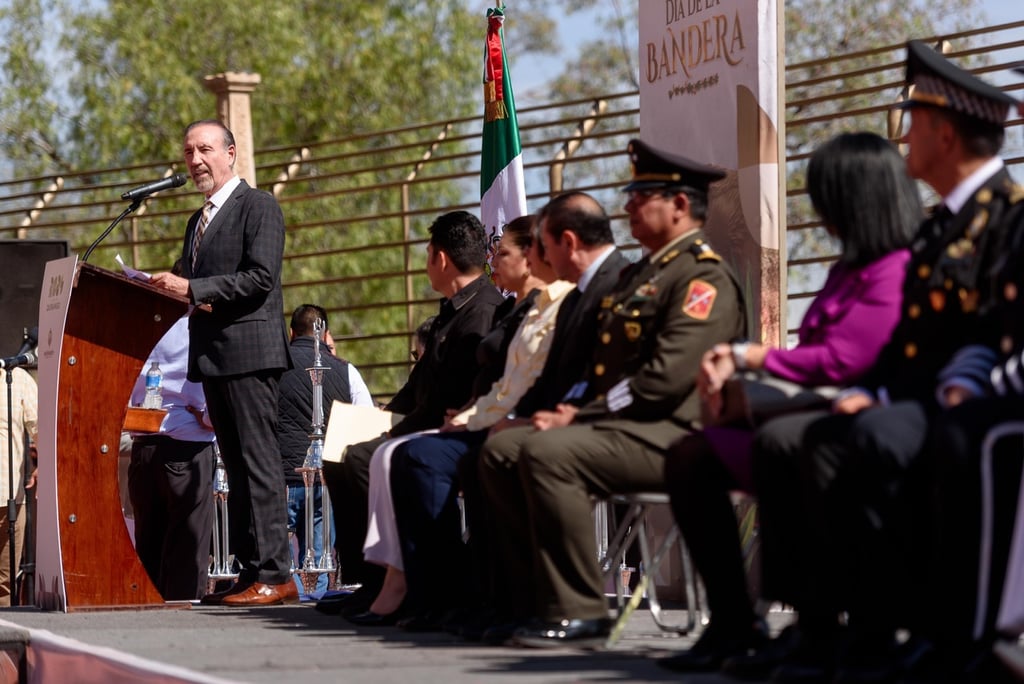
[
  {"x1": 121, "y1": 173, "x2": 189, "y2": 202},
  {"x1": 17, "y1": 327, "x2": 38, "y2": 356},
  {"x1": 83, "y1": 172, "x2": 189, "y2": 262},
  {"x1": 0, "y1": 350, "x2": 36, "y2": 370}
]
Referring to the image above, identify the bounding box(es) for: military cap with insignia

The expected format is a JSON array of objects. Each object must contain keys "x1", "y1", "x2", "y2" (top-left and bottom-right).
[
  {"x1": 623, "y1": 139, "x2": 726, "y2": 194},
  {"x1": 898, "y1": 40, "x2": 1018, "y2": 126}
]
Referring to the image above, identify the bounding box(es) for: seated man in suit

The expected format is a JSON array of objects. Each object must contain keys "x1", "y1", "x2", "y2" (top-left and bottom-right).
[
  {"x1": 319, "y1": 210, "x2": 505, "y2": 614},
  {"x1": 478, "y1": 139, "x2": 747, "y2": 646},
  {"x1": 383, "y1": 193, "x2": 626, "y2": 633}
]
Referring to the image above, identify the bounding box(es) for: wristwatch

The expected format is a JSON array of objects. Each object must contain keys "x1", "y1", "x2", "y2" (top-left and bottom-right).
[{"x1": 731, "y1": 342, "x2": 751, "y2": 370}]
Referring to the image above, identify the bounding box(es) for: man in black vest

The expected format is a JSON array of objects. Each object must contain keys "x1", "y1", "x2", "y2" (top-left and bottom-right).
[{"x1": 277, "y1": 304, "x2": 373, "y2": 597}]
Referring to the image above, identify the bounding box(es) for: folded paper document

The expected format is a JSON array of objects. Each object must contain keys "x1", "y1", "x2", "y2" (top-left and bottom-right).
[{"x1": 322, "y1": 401, "x2": 404, "y2": 463}]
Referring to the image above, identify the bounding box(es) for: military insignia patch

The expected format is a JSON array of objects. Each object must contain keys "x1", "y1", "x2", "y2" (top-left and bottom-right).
[
  {"x1": 682, "y1": 279, "x2": 717, "y2": 319},
  {"x1": 624, "y1": 321, "x2": 642, "y2": 342}
]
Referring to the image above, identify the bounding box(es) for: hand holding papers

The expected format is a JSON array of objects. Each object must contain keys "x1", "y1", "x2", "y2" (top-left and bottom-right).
[
  {"x1": 115, "y1": 253, "x2": 151, "y2": 282},
  {"x1": 322, "y1": 401, "x2": 404, "y2": 463}
]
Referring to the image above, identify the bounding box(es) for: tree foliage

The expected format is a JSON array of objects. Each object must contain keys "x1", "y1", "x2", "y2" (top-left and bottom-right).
[{"x1": 0, "y1": 0, "x2": 991, "y2": 384}]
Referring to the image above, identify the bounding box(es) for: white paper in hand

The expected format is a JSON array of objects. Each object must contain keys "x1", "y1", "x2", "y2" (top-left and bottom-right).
[
  {"x1": 322, "y1": 402, "x2": 405, "y2": 463},
  {"x1": 115, "y1": 253, "x2": 152, "y2": 282}
]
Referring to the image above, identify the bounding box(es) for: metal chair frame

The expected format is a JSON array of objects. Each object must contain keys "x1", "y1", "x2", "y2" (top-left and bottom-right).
[{"x1": 597, "y1": 492, "x2": 705, "y2": 644}]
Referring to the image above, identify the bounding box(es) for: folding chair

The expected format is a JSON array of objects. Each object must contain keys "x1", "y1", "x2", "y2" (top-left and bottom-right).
[
  {"x1": 978, "y1": 422, "x2": 1024, "y2": 642},
  {"x1": 597, "y1": 492, "x2": 705, "y2": 644}
]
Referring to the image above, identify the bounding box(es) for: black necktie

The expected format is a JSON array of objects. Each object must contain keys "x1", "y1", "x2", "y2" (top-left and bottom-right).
[{"x1": 933, "y1": 204, "x2": 953, "y2": 238}]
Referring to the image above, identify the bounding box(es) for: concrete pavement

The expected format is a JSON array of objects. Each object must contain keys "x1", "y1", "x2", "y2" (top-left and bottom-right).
[{"x1": 0, "y1": 602, "x2": 797, "y2": 683}]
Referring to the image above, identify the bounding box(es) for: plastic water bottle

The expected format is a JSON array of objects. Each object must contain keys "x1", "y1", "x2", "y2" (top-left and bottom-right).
[{"x1": 143, "y1": 361, "x2": 163, "y2": 409}]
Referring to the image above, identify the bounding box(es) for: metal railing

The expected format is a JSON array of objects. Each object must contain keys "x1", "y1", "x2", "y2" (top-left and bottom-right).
[{"x1": 1, "y1": 22, "x2": 1022, "y2": 398}]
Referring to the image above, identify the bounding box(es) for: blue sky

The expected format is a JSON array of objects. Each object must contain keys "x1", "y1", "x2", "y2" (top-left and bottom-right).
[{"x1": 507, "y1": 0, "x2": 1022, "y2": 102}]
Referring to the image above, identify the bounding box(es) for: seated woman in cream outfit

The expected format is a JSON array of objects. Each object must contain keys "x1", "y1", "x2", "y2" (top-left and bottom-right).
[{"x1": 352, "y1": 215, "x2": 573, "y2": 624}]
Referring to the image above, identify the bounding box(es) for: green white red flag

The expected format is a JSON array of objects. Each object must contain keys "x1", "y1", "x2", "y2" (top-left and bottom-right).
[{"x1": 480, "y1": 6, "x2": 526, "y2": 260}]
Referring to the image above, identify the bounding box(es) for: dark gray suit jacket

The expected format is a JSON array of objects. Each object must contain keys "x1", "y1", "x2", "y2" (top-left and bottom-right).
[
  {"x1": 513, "y1": 247, "x2": 630, "y2": 416},
  {"x1": 182, "y1": 180, "x2": 291, "y2": 381}
]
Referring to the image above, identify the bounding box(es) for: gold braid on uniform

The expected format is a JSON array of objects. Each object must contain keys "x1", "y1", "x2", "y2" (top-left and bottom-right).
[{"x1": 1010, "y1": 183, "x2": 1024, "y2": 205}]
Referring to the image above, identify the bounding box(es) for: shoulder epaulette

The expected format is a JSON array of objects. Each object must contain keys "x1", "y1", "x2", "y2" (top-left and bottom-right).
[
  {"x1": 689, "y1": 239, "x2": 721, "y2": 262},
  {"x1": 1010, "y1": 183, "x2": 1024, "y2": 205}
]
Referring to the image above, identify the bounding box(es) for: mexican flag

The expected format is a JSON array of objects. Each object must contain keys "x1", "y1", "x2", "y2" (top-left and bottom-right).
[{"x1": 480, "y1": 6, "x2": 526, "y2": 260}]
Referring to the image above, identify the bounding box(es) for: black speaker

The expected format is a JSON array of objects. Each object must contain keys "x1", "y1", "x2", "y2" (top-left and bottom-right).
[{"x1": 0, "y1": 240, "x2": 69, "y2": 359}]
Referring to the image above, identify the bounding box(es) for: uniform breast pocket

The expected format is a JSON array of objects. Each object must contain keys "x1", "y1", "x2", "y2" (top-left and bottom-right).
[{"x1": 613, "y1": 297, "x2": 658, "y2": 346}]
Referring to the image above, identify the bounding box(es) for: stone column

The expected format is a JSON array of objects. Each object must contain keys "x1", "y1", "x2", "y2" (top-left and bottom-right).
[{"x1": 202, "y1": 72, "x2": 262, "y2": 188}]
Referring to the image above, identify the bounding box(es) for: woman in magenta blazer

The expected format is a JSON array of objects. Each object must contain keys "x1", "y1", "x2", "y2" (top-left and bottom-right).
[{"x1": 659, "y1": 132, "x2": 924, "y2": 673}]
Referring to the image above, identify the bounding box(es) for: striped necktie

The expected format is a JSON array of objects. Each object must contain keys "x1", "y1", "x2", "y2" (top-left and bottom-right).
[{"x1": 191, "y1": 200, "x2": 214, "y2": 269}]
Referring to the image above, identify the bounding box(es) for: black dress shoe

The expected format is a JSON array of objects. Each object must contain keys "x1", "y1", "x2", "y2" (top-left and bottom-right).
[
  {"x1": 480, "y1": 620, "x2": 532, "y2": 645},
  {"x1": 512, "y1": 617, "x2": 613, "y2": 648},
  {"x1": 396, "y1": 609, "x2": 449, "y2": 633},
  {"x1": 720, "y1": 624, "x2": 804, "y2": 681},
  {"x1": 345, "y1": 609, "x2": 401, "y2": 627},
  {"x1": 314, "y1": 591, "x2": 363, "y2": 616},
  {"x1": 658, "y1": 618, "x2": 768, "y2": 673},
  {"x1": 767, "y1": 625, "x2": 843, "y2": 683}
]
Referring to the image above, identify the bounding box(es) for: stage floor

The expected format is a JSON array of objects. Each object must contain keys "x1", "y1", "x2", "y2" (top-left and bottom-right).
[{"x1": 0, "y1": 602, "x2": 793, "y2": 684}]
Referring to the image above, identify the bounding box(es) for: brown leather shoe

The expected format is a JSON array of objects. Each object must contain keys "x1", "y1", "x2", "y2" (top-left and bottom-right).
[
  {"x1": 221, "y1": 581, "x2": 300, "y2": 606},
  {"x1": 199, "y1": 581, "x2": 251, "y2": 606}
]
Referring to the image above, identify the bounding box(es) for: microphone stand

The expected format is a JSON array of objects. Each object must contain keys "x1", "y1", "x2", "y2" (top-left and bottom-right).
[
  {"x1": 5, "y1": 363, "x2": 15, "y2": 605},
  {"x1": 5, "y1": 327, "x2": 36, "y2": 606},
  {"x1": 82, "y1": 198, "x2": 143, "y2": 263}
]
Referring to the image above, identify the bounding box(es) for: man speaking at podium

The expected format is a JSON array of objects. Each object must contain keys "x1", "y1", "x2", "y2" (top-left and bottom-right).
[{"x1": 150, "y1": 119, "x2": 296, "y2": 606}]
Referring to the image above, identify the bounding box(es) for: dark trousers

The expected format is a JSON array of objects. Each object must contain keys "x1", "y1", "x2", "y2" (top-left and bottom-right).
[
  {"x1": 322, "y1": 435, "x2": 386, "y2": 589},
  {"x1": 664, "y1": 432, "x2": 757, "y2": 630},
  {"x1": 752, "y1": 402, "x2": 929, "y2": 633},
  {"x1": 128, "y1": 435, "x2": 215, "y2": 600},
  {"x1": 927, "y1": 397, "x2": 1024, "y2": 647},
  {"x1": 203, "y1": 371, "x2": 291, "y2": 585},
  {"x1": 390, "y1": 430, "x2": 488, "y2": 614}
]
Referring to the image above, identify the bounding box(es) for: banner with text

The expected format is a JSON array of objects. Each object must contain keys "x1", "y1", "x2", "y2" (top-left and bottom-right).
[{"x1": 639, "y1": 0, "x2": 783, "y2": 344}]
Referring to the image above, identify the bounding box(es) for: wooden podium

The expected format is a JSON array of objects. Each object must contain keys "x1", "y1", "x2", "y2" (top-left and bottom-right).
[{"x1": 34, "y1": 258, "x2": 192, "y2": 611}]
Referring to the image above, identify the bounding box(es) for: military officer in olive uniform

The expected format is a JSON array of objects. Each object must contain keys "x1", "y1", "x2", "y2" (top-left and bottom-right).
[
  {"x1": 748, "y1": 41, "x2": 1022, "y2": 680},
  {"x1": 478, "y1": 139, "x2": 746, "y2": 647}
]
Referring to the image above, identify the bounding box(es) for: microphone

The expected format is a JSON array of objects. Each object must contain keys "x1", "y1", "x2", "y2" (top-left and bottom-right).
[
  {"x1": 121, "y1": 173, "x2": 189, "y2": 202},
  {"x1": 0, "y1": 327, "x2": 38, "y2": 369},
  {"x1": 0, "y1": 350, "x2": 36, "y2": 370},
  {"x1": 16, "y1": 327, "x2": 38, "y2": 356}
]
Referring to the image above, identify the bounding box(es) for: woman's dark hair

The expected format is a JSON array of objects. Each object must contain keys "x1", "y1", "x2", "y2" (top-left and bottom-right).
[
  {"x1": 807, "y1": 132, "x2": 923, "y2": 266},
  {"x1": 501, "y1": 214, "x2": 536, "y2": 254}
]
